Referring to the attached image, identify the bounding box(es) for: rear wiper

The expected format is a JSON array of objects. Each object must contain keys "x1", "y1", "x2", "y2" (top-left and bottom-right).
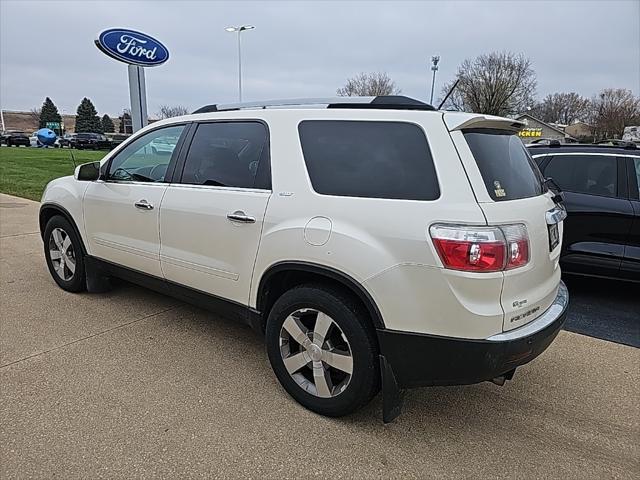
[{"x1": 544, "y1": 178, "x2": 564, "y2": 204}]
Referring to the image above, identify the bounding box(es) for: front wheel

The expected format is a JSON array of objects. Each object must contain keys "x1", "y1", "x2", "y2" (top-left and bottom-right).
[
  {"x1": 266, "y1": 285, "x2": 380, "y2": 417},
  {"x1": 43, "y1": 215, "x2": 86, "y2": 292}
]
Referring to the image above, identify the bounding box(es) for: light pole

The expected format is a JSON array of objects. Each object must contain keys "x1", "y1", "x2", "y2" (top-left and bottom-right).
[
  {"x1": 225, "y1": 25, "x2": 255, "y2": 102},
  {"x1": 429, "y1": 55, "x2": 440, "y2": 105}
]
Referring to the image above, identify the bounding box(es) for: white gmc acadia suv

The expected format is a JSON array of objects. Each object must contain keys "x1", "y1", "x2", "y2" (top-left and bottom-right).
[{"x1": 39, "y1": 96, "x2": 569, "y2": 422}]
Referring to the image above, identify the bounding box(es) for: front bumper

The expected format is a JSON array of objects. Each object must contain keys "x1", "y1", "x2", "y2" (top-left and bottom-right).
[{"x1": 377, "y1": 281, "x2": 569, "y2": 388}]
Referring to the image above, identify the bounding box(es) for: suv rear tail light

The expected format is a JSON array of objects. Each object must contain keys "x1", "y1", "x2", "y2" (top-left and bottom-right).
[
  {"x1": 501, "y1": 224, "x2": 529, "y2": 269},
  {"x1": 429, "y1": 224, "x2": 529, "y2": 272}
]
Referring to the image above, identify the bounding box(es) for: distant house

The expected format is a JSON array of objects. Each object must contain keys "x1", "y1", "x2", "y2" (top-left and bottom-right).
[
  {"x1": 565, "y1": 121, "x2": 595, "y2": 140},
  {"x1": 514, "y1": 113, "x2": 577, "y2": 144}
]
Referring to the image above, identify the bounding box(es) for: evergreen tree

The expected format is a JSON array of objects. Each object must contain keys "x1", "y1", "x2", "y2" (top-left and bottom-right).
[
  {"x1": 39, "y1": 97, "x2": 62, "y2": 134},
  {"x1": 75, "y1": 97, "x2": 102, "y2": 133},
  {"x1": 101, "y1": 114, "x2": 115, "y2": 133}
]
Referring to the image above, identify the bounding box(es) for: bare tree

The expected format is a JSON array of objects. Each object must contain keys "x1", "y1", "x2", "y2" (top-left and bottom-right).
[
  {"x1": 157, "y1": 105, "x2": 190, "y2": 119},
  {"x1": 589, "y1": 88, "x2": 640, "y2": 139},
  {"x1": 531, "y1": 92, "x2": 591, "y2": 124},
  {"x1": 336, "y1": 72, "x2": 401, "y2": 97},
  {"x1": 29, "y1": 107, "x2": 42, "y2": 125},
  {"x1": 440, "y1": 52, "x2": 536, "y2": 116}
]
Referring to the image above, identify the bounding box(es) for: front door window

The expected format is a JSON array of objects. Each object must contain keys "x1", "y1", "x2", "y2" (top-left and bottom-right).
[{"x1": 108, "y1": 125, "x2": 185, "y2": 182}]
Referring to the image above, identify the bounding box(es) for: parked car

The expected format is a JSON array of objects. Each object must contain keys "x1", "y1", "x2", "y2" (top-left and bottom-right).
[
  {"x1": 105, "y1": 133, "x2": 130, "y2": 149},
  {"x1": 29, "y1": 131, "x2": 61, "y2": 148},
  {"x1": 58, "y1": 133, "x2": 76, "y2": 148},
  {"x1": 2, "y1": 130, "x2": 30, "y2": 147},
  {"x1": 528, "y1": 142, "x2": 639, "y2": 282},
  {"x1": 39, "y1": 96, "x2": 569, "y2": 421},
  {"x1": 149, "y1": 137, "x2": 178, "y2": 155},
  {"x1": 70, "y1": 133, "x2": 111, "y2": 150}
]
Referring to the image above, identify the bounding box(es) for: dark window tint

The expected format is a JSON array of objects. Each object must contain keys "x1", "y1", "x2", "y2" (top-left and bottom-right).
[
  {"x1": 633, "y1": 158, "x2": 640, "y2": 197},
  {"x1": 544, "y1": 154, "x2": 617, "y2": 197},
  {"x1": 298, "y1": 121, "x2": 439, "y2": 200},
  {"x1": 463, "y1": 130, "x2": 544, "y2": 201},
  {"x1": 181, "y1": 122, "x2": 270, "y2": 189}
]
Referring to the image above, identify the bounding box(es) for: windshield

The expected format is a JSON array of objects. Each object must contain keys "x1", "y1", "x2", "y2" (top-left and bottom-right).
[{"x1": 463, "y1": 129, "x2": 545, "y2": 201}]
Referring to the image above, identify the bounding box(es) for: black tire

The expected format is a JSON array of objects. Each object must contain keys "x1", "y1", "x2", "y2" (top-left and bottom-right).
[
  {"x1": 43, "y1": 215, "x2": 86, "y2": 292},
  {"x1": 266, "y1": 284, "x2": 380, "y2": 417}
]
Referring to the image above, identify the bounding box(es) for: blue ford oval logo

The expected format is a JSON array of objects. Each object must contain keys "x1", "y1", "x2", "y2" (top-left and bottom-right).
[{"x1": 95, "y1": 28, "x2": 169, "y2": 67}]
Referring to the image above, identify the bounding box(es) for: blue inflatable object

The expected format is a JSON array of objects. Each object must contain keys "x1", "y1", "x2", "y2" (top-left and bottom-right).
[{"x1": 36, "y1": 128, "x2": 57, "y2": 147}]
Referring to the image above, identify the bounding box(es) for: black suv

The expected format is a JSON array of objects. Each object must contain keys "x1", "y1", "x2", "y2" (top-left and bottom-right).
[
  {"x1": 70, "y1": 133, "x2": 111, "y2": 150},
  {"x1": 2, "y1": 131, "x2": 30, "y2": 147},
  {"x1": 528, "y1": 142, "x2": 640, "y2": 282}
]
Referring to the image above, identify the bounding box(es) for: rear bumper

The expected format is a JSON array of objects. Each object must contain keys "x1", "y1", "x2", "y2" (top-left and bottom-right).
[{"x1": 377, "y1": 281, "x2": 569, "y2": 388}]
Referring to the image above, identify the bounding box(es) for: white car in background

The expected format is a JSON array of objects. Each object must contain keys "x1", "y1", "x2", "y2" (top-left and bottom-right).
[
  {"x1": 30, "y1": 131, "x2": 61, "y2": 148},
  {"x1": 149, "y1": 137, "x2": 177, "y2": 155},
  {"x1": 38, "y1": 96, "x2": 569, "y2": 422}
]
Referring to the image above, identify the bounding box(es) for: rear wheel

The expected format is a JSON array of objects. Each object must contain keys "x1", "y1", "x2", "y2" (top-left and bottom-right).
[
  {"x1": 43, "y1": 216, "x2": 86, "y2": 292},
  {"x1": 266, "y1": 285, "x2": 380, "y2": 417}
]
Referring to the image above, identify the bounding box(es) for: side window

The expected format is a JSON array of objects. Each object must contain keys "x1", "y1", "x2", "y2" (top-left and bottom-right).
[
  {"x1": 180, "y1": 122, "x2": 270, "y2": 189},
  {"x1": 298, "y1": 120, "x2": 439, "y2": 200},
  {"x1": 633, "y1": 158, "x2": 640, "y2": 197},
  {"x1": 544, "y1": 154, "x2": 617, "y2": 198},
  {"x1": 107, "y1": 125, "x2": 185, "y2": 183}
]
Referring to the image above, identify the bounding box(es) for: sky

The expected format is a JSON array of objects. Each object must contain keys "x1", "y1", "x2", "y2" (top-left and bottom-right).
[{"x1": 1, "y1": 0, "x2": 639, "y2": 118}]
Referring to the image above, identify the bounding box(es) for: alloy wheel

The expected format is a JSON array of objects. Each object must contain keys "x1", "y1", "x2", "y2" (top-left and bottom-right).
[
  {"x1": 279, "y1": 308, "x2": 353, "y2": 398},
  {"x1": 48, "y1": 227, "x2": 76, "y2": 281}
]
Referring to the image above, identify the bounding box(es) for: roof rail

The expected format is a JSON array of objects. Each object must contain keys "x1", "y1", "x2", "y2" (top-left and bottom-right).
[{"x1": 192, "y1": 95, "x2": 435, "y2": 114}]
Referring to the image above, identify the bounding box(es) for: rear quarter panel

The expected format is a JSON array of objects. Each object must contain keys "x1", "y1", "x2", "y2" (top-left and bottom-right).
[{"x1": 249, "y1": 110, "x2": 502, "y2": 337}]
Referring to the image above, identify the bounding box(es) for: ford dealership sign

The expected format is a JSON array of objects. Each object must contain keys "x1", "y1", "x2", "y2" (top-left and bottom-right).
[{"x1": 95, "y1": 28, "x2": 169, "y2": 67}]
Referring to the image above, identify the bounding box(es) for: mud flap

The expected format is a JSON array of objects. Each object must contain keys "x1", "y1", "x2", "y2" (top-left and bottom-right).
[
  {"x1": 84, "y1": 257, "x2": 111, "y2": 293},
  {"x1": 380, "y1": 355, "x2": 404, "y2": 423}
]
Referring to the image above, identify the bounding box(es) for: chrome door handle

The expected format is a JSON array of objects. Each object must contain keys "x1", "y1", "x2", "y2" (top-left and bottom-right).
[
  {"x1": 227, "y1": 211, "x2": 255, "y2": 223},
  {"x1": 134, "y1": 199, "x2": 154, "y2": 210}
]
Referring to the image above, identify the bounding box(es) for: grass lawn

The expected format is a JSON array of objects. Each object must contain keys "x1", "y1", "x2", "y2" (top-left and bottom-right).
[{"x1": 0, "y1": 146, "x2": 106, "y2": 201}]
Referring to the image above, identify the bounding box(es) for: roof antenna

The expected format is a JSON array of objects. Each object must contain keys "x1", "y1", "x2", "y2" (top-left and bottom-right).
[{"x1": 437, "y1": 79, "x2": 459, "y2": 110}]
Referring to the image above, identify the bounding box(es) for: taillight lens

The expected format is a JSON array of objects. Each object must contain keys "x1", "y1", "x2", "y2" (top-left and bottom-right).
[
  {"x1": 501, "y1": 224, "x2": 529, "y2": 269},
  {"x1": 430, "y1": 224, "x2": 529, "y2": 272}
]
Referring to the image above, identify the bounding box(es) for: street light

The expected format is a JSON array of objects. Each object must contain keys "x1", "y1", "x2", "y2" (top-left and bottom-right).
[
  {"x1": 429, "y1": 55, "x2": 440, "y2": 105},
  {"x1": 225, "y1": 25, "x2": 255, "y2": 102}
]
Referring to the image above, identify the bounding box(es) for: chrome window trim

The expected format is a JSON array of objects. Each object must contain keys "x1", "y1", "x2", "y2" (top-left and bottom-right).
[{"x1": 166, "y1": 183, "x2": 270, "y2": 194}]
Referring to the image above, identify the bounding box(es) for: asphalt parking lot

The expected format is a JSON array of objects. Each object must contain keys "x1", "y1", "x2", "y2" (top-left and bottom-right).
[{"x1": 1, "y1": 193, "x2": 638, "y2": 479}]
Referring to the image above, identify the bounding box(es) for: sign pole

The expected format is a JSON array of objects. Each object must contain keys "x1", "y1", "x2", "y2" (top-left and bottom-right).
[{"x1": 127, "y1": 65, "x2": 148, "y2": 133}]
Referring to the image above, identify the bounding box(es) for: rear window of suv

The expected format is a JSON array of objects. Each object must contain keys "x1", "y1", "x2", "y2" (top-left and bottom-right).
[
  {"x1": 463, "y1": 129, "x2": 544, "y2": 201},
  {"x1": 298, "y1": 120, "x2": 439, "y2": 201}
]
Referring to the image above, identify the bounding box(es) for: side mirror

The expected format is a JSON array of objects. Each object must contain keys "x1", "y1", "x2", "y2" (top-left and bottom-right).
[{"x1": 74, "y1": 161, "x2": 100, "y2": 181}]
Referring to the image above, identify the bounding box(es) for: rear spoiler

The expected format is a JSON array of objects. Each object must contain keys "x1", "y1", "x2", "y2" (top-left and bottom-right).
[{"x1": 444, "y1": 112, "x2": 524, "y2": 133}]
